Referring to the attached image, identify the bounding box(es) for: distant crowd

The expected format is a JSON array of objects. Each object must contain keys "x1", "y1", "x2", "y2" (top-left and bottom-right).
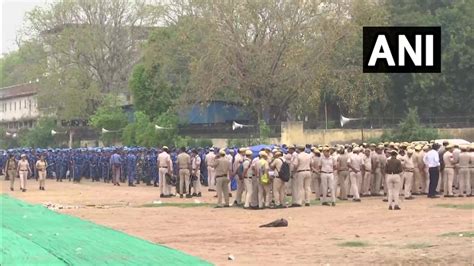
[{"x1": 2, "y1": 141, "x2": 473, "y2": 210}]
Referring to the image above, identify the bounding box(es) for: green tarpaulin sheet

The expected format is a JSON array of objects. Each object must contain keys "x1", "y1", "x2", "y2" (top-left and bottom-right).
[{"x1": 0, "y1": 195, "x2": 211, "y2": 265}]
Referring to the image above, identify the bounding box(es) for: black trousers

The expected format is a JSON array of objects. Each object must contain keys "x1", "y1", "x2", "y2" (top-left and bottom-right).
[{"x1": 428, "y1": 167, "x2": 440, "y2": 196}]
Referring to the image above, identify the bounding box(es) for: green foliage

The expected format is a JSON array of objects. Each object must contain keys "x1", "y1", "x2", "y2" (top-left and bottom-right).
[
  {"x1": 89, "y1": 96, "x2": 128, "y2": 146},
  {"x1": 258, "y1": 120, "x2": 271, "y2": 143},
  {"x1": 18, "y1": 118, "x2": 56, "y2": 148},
  {"x1": 0, "y1": 126, "x2": 20, "y2": 149},
  {"x1": 378, "y1": 108, "x2": 439, "y2": 142},
  {"x1": 186, "y1": 139, "x2": 213, "y2": 148},
  {"x1": 227, "y1": 138, "x2": 261, "y2": 147}
]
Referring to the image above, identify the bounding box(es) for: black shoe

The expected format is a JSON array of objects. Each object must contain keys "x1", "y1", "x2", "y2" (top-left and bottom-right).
[
  {"x1": 405, "y1": 196, "x2": 414, "y2": 200},
  {"x1": 42, "y1": 187, "x2": 46, "y2": 191},
  {"x1": 10, "y1": 187, "x2": 14, "y2": 191},
  {"x1": 129, "y1": 184, "x2": 136, "y2": 187},
  {"x1": 331, "y1": 202, "x2": 336, "y2": 207},
  {"x1": 180, "y1": 194, "x2": 184, "y2": 198},
  {"x1": 192, "y1": 193, "x2": 197, "y2": 197},
  {"x1": 160, "y1": 194, "x2": 165, "y2": 198},
  {"x1": 382, "y1": 199, "x2": 388, "y2": 202},
  {"x1": 394, "y1": 205, "x2": 401, "y2": 210},
  {"x1": 353, "y1": 199, "x2": 361, "y2": 202},
  {"x1": 229, "y1": 193, "x2": 232, "y2": 197},
  {"x1": 22, "y1": 189, "x2": 26, "y2": 192},
  {"x1": 305, "y1": 203, "x2": 311, "y2": 207},
  {"x1": 186, "y1": 194, "x2": 192, "y2": 198},
  {"x1": 233, "y1": 201, "x2": 238, "y2": 205},
  {"x1": 458, "y1": 195, "x2": 465, "y2": 197},
  {"x1": 154, "y1": 184, "x2": 159, "y2": 187},
  {"x1": 444, "y1": 195, "x2": 454, "y2": 198},
  {"x1": 428, "y1": 195, "x2": 440, "y2": 198},
  {"x1": 223, "y1": 205, "x2": 230, "y2": 208},
  {"x1": 389, "y1": 206, "x2": 393, "y2": 210},
  {"x1": 197, "y1": 192, "x2": 202, "y2": 197},
  {"x1": 322, "y1": 202, "x2": 330, "y2": 206},
  {"x1": 116, "y1": 183, "x2": 120, "y2": 186},
  {"x1": 290, "y1": 204, "x2": 302, "y2": 208}
]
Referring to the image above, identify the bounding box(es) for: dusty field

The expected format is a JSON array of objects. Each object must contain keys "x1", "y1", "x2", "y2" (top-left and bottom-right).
[{"x1": 1, "y1": 178, "x2": 473, "y2": 265}]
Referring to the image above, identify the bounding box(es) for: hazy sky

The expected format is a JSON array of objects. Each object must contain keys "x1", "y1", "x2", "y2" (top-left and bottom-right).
[{"x1": 1, "y1": 0, "x2": 50, "y2": 55}]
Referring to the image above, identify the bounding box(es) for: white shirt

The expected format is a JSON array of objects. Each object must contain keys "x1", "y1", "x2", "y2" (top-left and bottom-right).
[{"x1": 423, "y1": 149, "x2": 440, "y2": 168}]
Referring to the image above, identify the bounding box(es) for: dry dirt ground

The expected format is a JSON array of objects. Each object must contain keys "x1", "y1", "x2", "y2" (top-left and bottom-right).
[{"x1": 1, "y1": 178, "x2": 473, "y2": 265}]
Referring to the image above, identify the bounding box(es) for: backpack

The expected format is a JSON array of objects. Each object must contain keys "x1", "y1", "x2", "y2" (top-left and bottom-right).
[
  {"x1": 259, "y1": 159, "x2": 270, "y2": 185},
  {"x1": 278, "y1": 158, "x2": 291, "y2": 182},
  {"x1": 237, "y1": 158, "x2": 250, "y2": 179}
]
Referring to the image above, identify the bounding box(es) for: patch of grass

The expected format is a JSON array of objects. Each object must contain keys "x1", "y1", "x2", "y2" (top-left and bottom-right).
[
  {"x1": 140, "y1": 202, "x2": 215, "y2": 208},
  {"x1": 440, "y1": 231, "x2": 474, "y2": 238},
  {"x1": 337, "y1": 241, "x2": 369, "y2": 247},
  {"x1": 403, "y1": 242, "x2": 435, "y2": 249},
  {"x1": 435, "y1": 203, "x2": 474, "y2": 210}
]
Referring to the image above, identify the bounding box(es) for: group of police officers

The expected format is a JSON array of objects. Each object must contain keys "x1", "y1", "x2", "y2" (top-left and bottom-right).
[{"x1": 2, "y1": 141, "x2": 473, "y2": 210}]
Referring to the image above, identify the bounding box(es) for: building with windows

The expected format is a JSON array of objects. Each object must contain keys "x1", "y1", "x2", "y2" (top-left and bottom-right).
[{"x1": 0, "y1": 82, "x2": 40, "y2": 130}]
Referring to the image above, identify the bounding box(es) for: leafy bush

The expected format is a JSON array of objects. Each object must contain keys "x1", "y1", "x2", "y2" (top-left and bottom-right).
[
  {"x1": 19, "y1": 118, "x2": 56, "y2": 148},
  {"x1": 376, "y1": 108, "x2": 439, "y2": 142},
  {"x1": 89, "y1": 96, "x2": 128, "y2": 146}
]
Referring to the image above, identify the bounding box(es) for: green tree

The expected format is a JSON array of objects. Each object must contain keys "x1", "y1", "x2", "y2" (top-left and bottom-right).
[
  {"x1": 381, "y1": 108, "x2": 439, "y2": 142},
  {"x1": 18, "y1": 118, "x2": 56, "y2": 148},
  {"x1": 89, "y1": 96, "x2": 128, "y2": 146}
]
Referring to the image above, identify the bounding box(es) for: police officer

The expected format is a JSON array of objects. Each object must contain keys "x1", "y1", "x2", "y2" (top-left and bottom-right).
[
  {"x1": 127, "y1": 150, "x2": 137, "y2": 187},
  {"x1": 385, "y1": 150, "x2": 402, "y2": 210},
  {"x1": 191, "y1": 149, "x2": 202, "y2": 197},
  {"x1": 177, "y1": 147, "x2": 191, "y2": 198},
  {"x1": 212, "y1": 149, "x2": 231, "y2": 208}
]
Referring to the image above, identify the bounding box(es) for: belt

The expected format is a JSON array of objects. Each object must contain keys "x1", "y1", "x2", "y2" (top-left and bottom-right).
[
  {"x1": 159, "y1": 166, "x2": 168, "y2": 168},
  {"x1": 404, "y1": 169, "x2": 414, "y2": 172},
  {"x1": 297, "y1": 169, "x2": 310, "y2": 173},
  {"x1": 338, "y1": 169, "x2": 349, "y2": 172},
  {"x1": 321, "y1": 171, "x2": 333, "y2": 174},
  {"x1": 387, "y1": 172, "x2": 400, "y2": 175},
  {"x1": 216, "y1": 174, "x2": 227, "y2": 178},
  {"x1": 179, "y1": 168, "x2": 189, "y2": 170}
]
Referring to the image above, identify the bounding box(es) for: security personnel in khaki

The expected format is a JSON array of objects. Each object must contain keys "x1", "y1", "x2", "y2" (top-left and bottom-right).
[
  {"x1": 443, "y1": 145, "x2": 456, "y2": 197},
  {"x1": 4, "y1": 154, "x2": 18, "y2": 191},
  {"x1": 191, "y1": 150, "x2": 202, "y2": 197},
  {"x1": 362, "y1": 149, "x2": 372, "y2": 196},
  {"x1": 233, "y1": 148, "x2": 246, "y2": 206},
  {"x1": 385, "y1": 150, "x2": 402, "y2": 210},
  {"x1": 403, "y1": 149, "x2": 415, "y2": 199},
  {"x1": 212, "y1": 149, "x2": 231, "y2": 207},
  {"x1": 36, "y1": 155, "x2": 48, "y2": 191},
  {"x1": 270, "y1": 150, "x2": 286, "y2": 208},
  {"x1": 205, "y1": 148, "x2": 217, "y2": 191},
  {"x1": 412, "y1": 145, "x2": 422, "y2": 195},
  {"x1": 292, "y1": 146, "x2": 312, "y2": 207},
  {"x1": 348, "y1": 147, "x2": 362, "y2": 202},
  {"x1": 158, "y1": 146, "x2": 172, "y2": 198},
  {"x1": 177, "y1": 147, "x2": 191, "y2": 198},
  {"x1": 242, "y1": 150, "x2": 254, "y2": 209},
  {"x1": 310, "y1": 148, "x2": 321, "y2": 201},
  {"x1": 336, "y1": 147, "x2": 350, "y2": 200},
  {"x1": 320, "y1": 147, "x2": 336, "y2": 206},
  {"x1": 457, "y1": 145, "x2": 472, "y2": 196},
  {"x1": 371, "y1": 145, "x2": 384, "y2": 196},
  {"x1": 17, "y1": 154, "x2": 31, "y2": 192}
]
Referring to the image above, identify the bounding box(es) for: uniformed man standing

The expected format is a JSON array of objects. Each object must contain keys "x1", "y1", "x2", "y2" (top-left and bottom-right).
[
  {"x1": 385, "y1": 150, "x2": 402, "y2": 210},
  {"x1": 158, "y1": 146, "x2": 172, "y2": 198},
  {"x1": 336, "y1": 147, "x2": 350, "y2": 200},
  {"x1": 361, "y1": 149, "x2": 372, "y2": 196},
  {"x1": 212, "y1": 149, "x2": 231, "y2": 208},
  {"x1": 177, "y1": 147, "x2": 192, "y2": 198},
  {"x1": 4, "y1": 154, "x2": 18, "y2": 191},
  {"x1": 270, "y1": 150, "x2": 286, "y2": 208},
  {"x1": 320, "y1": 147, "x2": 336, "y2": 206},
  {"x1": 310, "y1": 148, "x2": 321, "y2": 201},
  {"x1": 191, "y1": 150, "x2": 202, "y2": 197},
  {"x1": 36, "y1": 155, "x2": 48, "y2": 191},
  {"x1": 242, "y1": 150, "x2": 254, "y2": 209},
  {"x1": 348, "y1": 147, "x2": 362, "y2": 202},
  {"x1": 292, "y1": 146, "x2": 312, "y2": 207},
  {"x1": 232, "y1": 148, "x2": 246, "y2": 206},
  {"x1": 127, "y1": 151, "x2": 137, "y2": 187},
  {"x1": 457, "y1": 145, "x2": 472, "y2": 196},
  {"x1": 443, "y1": 145, "x2": 456, "y2": 197},
  {"x1": 205, "y1": 148, "x2": 217, "y2": 192},
  {"x1": 403, "y1": 149, "x2": 415, "y2": 199},
  {"x1": 17, "y1": 154, "x2": 31, "y2": 192},
  {"x1": 110, "y1": 149, "x2": 122, "y2": 186}
]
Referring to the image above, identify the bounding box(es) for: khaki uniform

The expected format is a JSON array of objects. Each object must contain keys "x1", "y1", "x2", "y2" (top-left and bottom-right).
[
  {"x1": 242, "y1": 158, "x2": 254, "y2": 208},
  {"x1": 293, "y1": 152, "x2": 312, "y2": 205},
  {"x1": 18, "y1": 160, "x2": 30, "y2": 190},
  {"x1": 362, "y1": 153, "x2": 372, "y2": 195},
  {"x1": 320, "y1": 155, "x2": 336, "y2": 203},
  {"x1": 412, "y1": 151, "x2": 422, "y2": 194},
  {"x1": 5, "y1": 158, "x2": 18, "y2": 189},
  {"x1": 158, "y1": 151, "x2": 172, "y2": 196},
  {"x1": 177, "y1": 152, "x2": 191, "y2": 195},
  {"x1": 310, "y1": 155, "x2": 321, "y2": 200},
  {"x1": 250, "y1": 157, "x2": 261, "y2": 207},
  {"x1": 233, "y1": 153, "x2": 245, "y2": 204},
  {"x1": 191, "y1": 155, "x2": 202, "y2": 194},
  {"x1": 443, "y1": 151, "x2": 456, "y2": 196},
  {"x1": 337, "y1": 153, "x2": 350, "y2": 199},
  {"x1": 271, "y1": 157, "x2": 286, "y2": 206},
  {"x1": 257, "y1": 158, "x2": 272, "y2": 207},
  {"x1": 213, "y1": 157, "x2": 231, "y2": 207},
  {"x1": 457, "y1": 152, "x2": 472, "y2": 195},
  {"x1": 205, "y1": 152, "x2": 216, "y2": 190},
  {"x1": 371, "y1": 152, "x2": 384, "y2": 195},
  {"x1": 36, "y1": 160, "x2": 48, "y2": 188},
  {"x1": 348, "y1": 153, "x2": 362, "y2": 200},
  {"x1": 403, "y1": 154, "x2": 415, "y2": 198}
]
